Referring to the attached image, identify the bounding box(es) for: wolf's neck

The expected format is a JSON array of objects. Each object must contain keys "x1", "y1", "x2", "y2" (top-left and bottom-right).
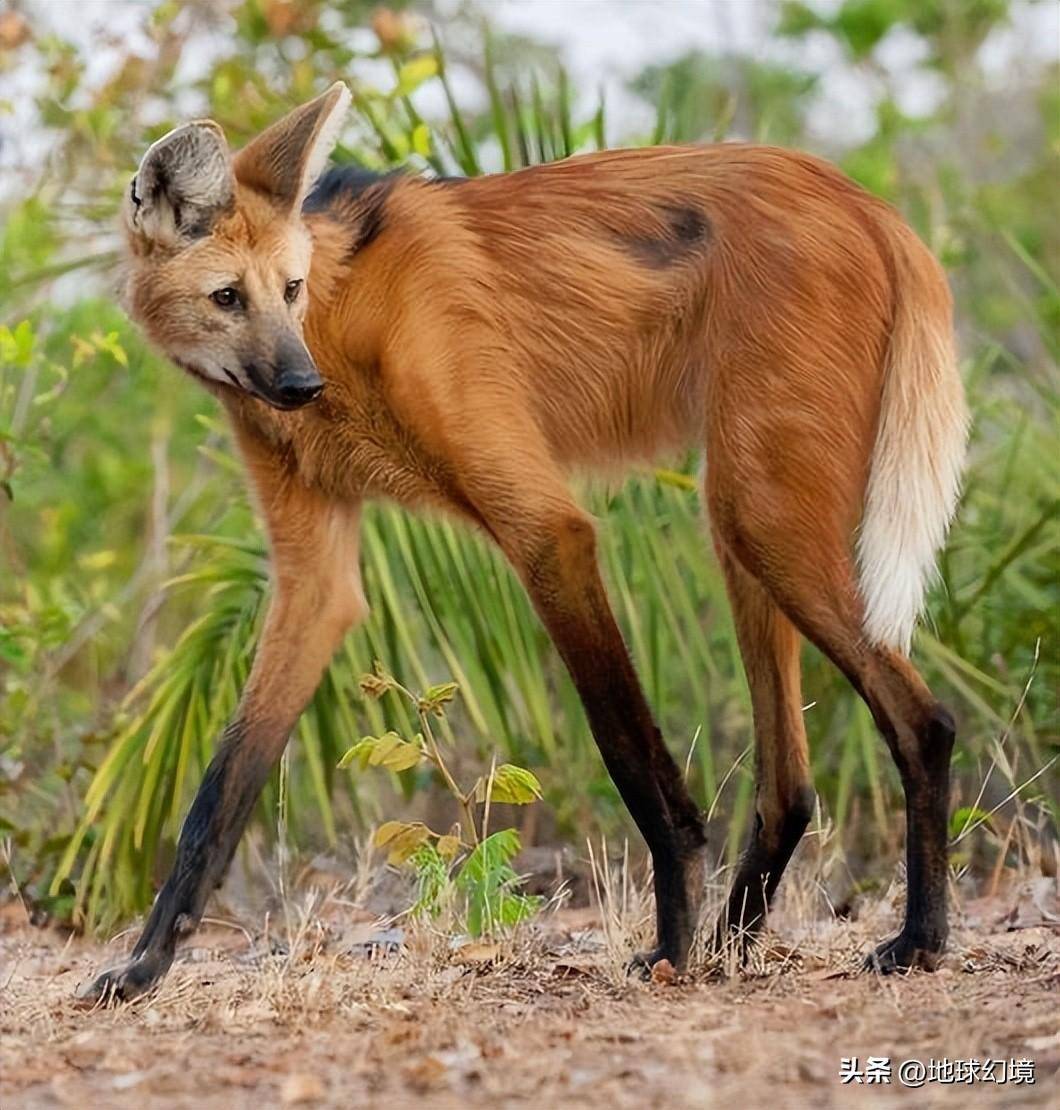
[{"x1": 302, "y1": 212, "x2": 393, "y2": 375}]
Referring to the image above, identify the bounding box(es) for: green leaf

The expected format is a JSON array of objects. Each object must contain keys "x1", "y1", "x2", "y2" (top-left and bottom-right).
[
  {"x1": 6, "y1": 319, "x2": 36, "y2": 365},
  {"x1": 394, "y1": 54, "x2": 438, "y2": 98},
  {"x1": 777, "y1": 1, "x2": 825, "y2": 36},
  {"x1": 494, "y1": 892, "x2": 543, "y2": 929},
  {"x1": 410, "y1": 842, "x2": 451, "y2": 918},
  {"x1": 410, "y1": 123, "x2": 431, "y2": 158},
  {"x1": 457, "y1": 828, "x2": 522, "y2": 886},
  {"x1": 337, "y1": 736, "x2": 374, "y2": 769},
  {"x1": 367, "y1": 732, "x2": 402, "y2": 766},
  {"x1": 476, "y1": 764, "x2": 542, "y2": 805},
  {"x1": 454, "y1": 828, "x2": 542, "y2": 934},
  {"x1": 339, "y1": 731, "x2": 424, "y2": 772},
  {"x1": 373, "y1": 819, "x2": 409, "y2": 848},
  {"x1": 654, "y1": 468, "x2": 698, "y2": 492},
  {"x1": 949, "y1": 805, "x2": 993, "y2": 841},
  {"x1": 418, "y1": 681, "x2": 459, "y2": 715},
  {"x1": 374, "y1": 820, "x2": 432, "y2": 864}
]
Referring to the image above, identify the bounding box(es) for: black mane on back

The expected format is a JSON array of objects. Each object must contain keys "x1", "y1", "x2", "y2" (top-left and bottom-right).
[
  {"x1": 302, "y1": 165, "x2": 394, "y2": 214},
  {"x1": 302, "y1": 164, "x2": 469, "y2": 256},
  {"x1": 303, "y1": 163, "x2": 469, "y2": 216}
]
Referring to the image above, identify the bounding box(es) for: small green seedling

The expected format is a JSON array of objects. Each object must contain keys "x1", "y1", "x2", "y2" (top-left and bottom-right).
[{"x1": 340, "y1": 664, "x2": 543, "y2": 935}]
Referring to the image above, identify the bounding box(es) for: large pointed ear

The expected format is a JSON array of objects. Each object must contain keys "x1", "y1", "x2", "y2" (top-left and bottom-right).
[
  {"x1": 127, "y1": 120, "x2": 234, "y2": 246},
  {"x1": 233, "y1": 82, "x2": 351, "y2": 215}
]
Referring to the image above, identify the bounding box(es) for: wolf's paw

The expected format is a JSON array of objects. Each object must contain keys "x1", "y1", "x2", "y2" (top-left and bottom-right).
[
  {"x1": 75, "y1": 955, "x2": 166, "y2": 1008},
  {"x1": 626, "y1": 944, "x2": 685, "y2": 980},
  {"x1": 864, "y1": 932, "x2": 944, "y2": 975}
]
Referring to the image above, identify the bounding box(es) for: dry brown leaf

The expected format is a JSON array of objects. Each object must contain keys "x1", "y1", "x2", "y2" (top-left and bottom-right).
[
  {"x1": 453, "y1": 941, "x2": 500, "y2": 965},
  {"x1": 551, "y1": 957, "x2": 597, "y2": 978},
  {"x1": 650, "y1": 958, "x2": 677, "y2": 985},
  {"x1": 804, "y1": 967, "x2": 851, "y2": 982}
]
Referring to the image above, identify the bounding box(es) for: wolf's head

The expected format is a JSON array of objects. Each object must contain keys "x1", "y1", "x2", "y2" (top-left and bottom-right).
[{"x1": 122, "y1": 83, "x2": 350, "y2": 410}]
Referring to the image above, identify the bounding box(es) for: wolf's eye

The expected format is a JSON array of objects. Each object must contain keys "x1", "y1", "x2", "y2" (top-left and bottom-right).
[
  {"x1": 284, "y1": 279, "x2": 303, "y2": 305},
  {"x1": 210, "y1": 287, "x2": 241, "y2": 310}
]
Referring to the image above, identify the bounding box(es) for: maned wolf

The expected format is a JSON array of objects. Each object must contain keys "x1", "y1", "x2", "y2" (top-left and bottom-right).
[{"x1": 79, "y1": 83, "x2": 967, "y2": 1004}]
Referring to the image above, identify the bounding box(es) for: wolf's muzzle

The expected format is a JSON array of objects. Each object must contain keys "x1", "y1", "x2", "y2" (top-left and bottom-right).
[
  {"x1": 245, "y1": 335, "x2": 325, "y2": 410},
  {"x1": 272, "y1": 367, "x2": 324, "y2": 409}
]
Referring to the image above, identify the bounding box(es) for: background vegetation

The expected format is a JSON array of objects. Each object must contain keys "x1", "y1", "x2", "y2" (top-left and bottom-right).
[{"x1": 1, "y1": 0, "x2": 1056, "y2": 932}]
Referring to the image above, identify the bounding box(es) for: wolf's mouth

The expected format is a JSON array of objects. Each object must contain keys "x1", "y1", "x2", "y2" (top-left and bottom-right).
[
  {"x1": 172, "y1": 358, "x2": 322, "y2": 411},
  {"x1": 244, "y1": 362, "x2": 324, "y2": 411},
  {"x1": 173, "y1": 357, "x2": 219, "y2": 388}
]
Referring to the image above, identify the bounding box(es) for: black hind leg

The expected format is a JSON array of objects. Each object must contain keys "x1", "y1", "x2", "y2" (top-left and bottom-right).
[{"x1": 712, "y1": 549, "x2": 816, "y2": 957}]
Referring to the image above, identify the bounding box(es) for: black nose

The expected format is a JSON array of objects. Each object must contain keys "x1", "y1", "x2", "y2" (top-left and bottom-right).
[{"x1": 273, "y1": 367, "x2": 324, "y2": 408}]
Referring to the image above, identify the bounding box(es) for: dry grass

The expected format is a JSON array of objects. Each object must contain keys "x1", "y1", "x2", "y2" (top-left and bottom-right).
[{"x1": 2, "y1": 845, "x2": 1058, "y2": 1109}]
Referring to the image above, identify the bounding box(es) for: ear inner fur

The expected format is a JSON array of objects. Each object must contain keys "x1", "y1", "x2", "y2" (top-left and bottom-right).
[
  {"x1": 233, "y1": 81, "x2": 351, "y2": 214},
  {"x1": 129, "y1": 120, "x2": 234, "y2": 246}
]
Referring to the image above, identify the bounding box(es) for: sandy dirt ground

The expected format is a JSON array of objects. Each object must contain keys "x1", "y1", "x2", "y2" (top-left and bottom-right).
[{"x1": 2, "y1": 875, "x2": 1058, "y2": 1109}]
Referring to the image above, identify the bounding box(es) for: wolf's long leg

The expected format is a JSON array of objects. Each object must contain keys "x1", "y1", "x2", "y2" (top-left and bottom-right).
[
  {"x1": 711, "y1": 546, "x2": 814, "y2": 954},
  {"x1": 477, "y1": 468, "x2": 708, "y2": 971},
  {"x1": 79, "y1": 484, "x2": 364, "y2": 1005}
]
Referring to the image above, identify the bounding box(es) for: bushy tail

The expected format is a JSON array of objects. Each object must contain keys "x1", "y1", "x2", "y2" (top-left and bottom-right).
[{"x1": 856, "y1": 224, "x2": 969, "y2": 654}]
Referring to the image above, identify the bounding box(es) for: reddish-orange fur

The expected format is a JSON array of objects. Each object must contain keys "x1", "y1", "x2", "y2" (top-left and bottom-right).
[
  {"x1": 222, "y1": 147, "x2": 892, "y2": 512},
  {"x1": 80, "y1": 88, "x2": 965, "y2": 1006}
]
